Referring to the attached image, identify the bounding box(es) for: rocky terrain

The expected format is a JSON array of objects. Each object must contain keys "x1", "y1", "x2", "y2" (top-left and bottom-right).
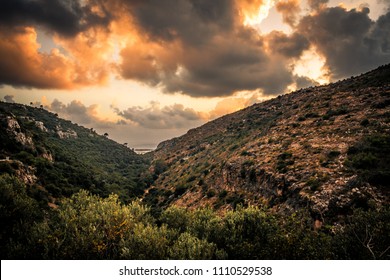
[{"x1": 146, "y1": 65, "x2": 390, "y2": 222}]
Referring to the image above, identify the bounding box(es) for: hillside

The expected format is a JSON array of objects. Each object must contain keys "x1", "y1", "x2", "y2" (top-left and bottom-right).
[
  {"x1": 1, "y1": 65, "x2": 389, "y2": 260},
  {"x1": 0, "y1": 103, "x2": 150, "y2": 205},
  {"x1": 146, "y1": 64, "x2": 390, "y2": 222}
]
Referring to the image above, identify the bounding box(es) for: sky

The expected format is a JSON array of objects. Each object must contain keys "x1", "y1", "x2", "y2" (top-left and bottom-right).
[{"x1": 1, "y1": 0, "x2": 389, "y2": 148}]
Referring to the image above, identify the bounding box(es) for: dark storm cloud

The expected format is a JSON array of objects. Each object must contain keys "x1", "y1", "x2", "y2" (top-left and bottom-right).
[
  {"x1": 158, "y1": 29, "x2": 295, "y2": 96},
  {"x1": 267, "y1": 31, "x2": 309, "y2": 58},
  {"x1": 0, "y1": 0, "x2": 111, "y2": 37},
  {"x1": 297, "y1": 6, "x2": 390, "y2": 79},
  {"x1": 123, "y1": 0, "x2": 235, "y2": 45},
  {"x1": 120, "y1": 1, "x2": 297, "y2": 97},
  {"x1": 118, "y1": 1, "x2": 297, "y2": 96},
  {"x1": 370, "y1": 11, "x2": 390, "y2": 54},
  {"x1": 118, "y1": 1, "x2": 390, "y2": 95}
]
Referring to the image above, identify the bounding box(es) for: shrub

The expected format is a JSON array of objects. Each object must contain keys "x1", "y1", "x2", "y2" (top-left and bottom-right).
[
  {"x1": 218, "y1": 190, "x2": 228, "y2": 199},
  {"x1": 207, "y1": 189, "x2": 216, "y2": 198},
  {"x1": 120, "y1": 224, "x2": 171, "y2": 259},
  {"x1": 218, "y1": 206, "x2": 279, "y2": 259},
  {"x1": 346, "y1": 134, "x2": 390, "y2": 186},
  {"x1": 327, "y1": 150, "x2": 341, "y2": 159},
  {"x1": 168, "y1": 232, "x2": 220, "y2": 259},
  {"x1": 153, "y1": 160, "x2": 168, "y2": 176},
  {"x1": 306, "y1": 177, "x2": 322, "y2": 192},
  {"x1": 276, "y1": 152, "x2": 294, "y2": 172},
  {"x1": 360, "y1": 119, "x2": 370, "y2": 126},
  {"x1": 174, "y1": 185, "x2": 188, "y2": 196},
  {"x1": 34, "y1": 190, "x2": 152, "y2": 259},
  {"x1": 332, "y1": 207, "x2": 390, "y2": 259}
]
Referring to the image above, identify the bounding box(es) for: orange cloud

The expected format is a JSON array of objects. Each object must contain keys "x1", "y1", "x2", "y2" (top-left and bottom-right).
[
  {"x1": 239, "y1": 0, "x2": 268, "y2": 18},
  {"x1": 239, "y1": 0, "x2": 275, "y2": 26},
  {"x1": 0, "y1": 25, "x2": 109, "y2": 89},
  {"x1": 0, "y1": 26, "x2": 70, "y2": 88},
  {"x1": 119, "y1": 35, "x2": 184, "y2": 88},
  {"x1": 52, "y1": 27, "x2": 112, "y2": 85}
]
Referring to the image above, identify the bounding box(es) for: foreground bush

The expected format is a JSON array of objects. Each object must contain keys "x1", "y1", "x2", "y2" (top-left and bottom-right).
[{"x1": 1, "y1": 185, "x2": 388, "y2": 259}]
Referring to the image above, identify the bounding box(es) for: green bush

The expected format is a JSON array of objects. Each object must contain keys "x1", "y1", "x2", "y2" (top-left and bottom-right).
[
  {"x1": 169, "y1": 232, "x2": 220, "y2": 260},
  {"x1": 120, "y1": 224, "x2": 171, "y2": 259},
  {"x1": 34, "y1": 190, "x2": 152, "y2": 259},
  {"x1": 2, "y1": 186, "x2": 388, "y2": 260},
  {"x1": 217, "y1": 206, "x2": 279, "y2": 259}
]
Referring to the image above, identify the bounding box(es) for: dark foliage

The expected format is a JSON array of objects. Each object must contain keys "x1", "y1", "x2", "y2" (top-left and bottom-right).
[{"x1": 346, "y1": 134, "x2": 390, "y2": 187}]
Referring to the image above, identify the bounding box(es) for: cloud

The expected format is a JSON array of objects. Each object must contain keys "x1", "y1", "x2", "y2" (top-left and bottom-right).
[
  {"x1": 0, "y1": 0, "x2": 112, "y2": 37},
  {"x1": 307, "y1": 0, "x2": 329, "y2": 11},
  {"x1": 208, "y1": 90, "x2": 268, "y2": 119},
  {"x1": 0, "y1": 25, "x2": 109, "y2": 89},
  {"x1": 267, "y1": 31, "x2": 309, "y2": 58},
  {"x1": 371, "y1": 11, "x2": 390, "y2": 54},
  {"x1": 124, "y1": 0, "x2": 235, "y2": 46},
  {"x1": 115, "y1": 0, "x2": 299, "y2": 97},
  {"x1": 3, "y1": 95, "x2": 15, "y2": 103},
  {"x1": 113, "y1": 102, "x2": 205, "y2": 129},
  {"x1": 120, "y1": 25, "x2": 296, "y2": 97},
  {"x1": 297, "y1": 6, "x2": 390, "y2": 79},
  {"x1": 1, "y1": 0, "x2": 389, "y2": 97},
  {"x1": 0, "y1": 26, "x2": 74, "y2": 89},
  {"x1": 275, "y1": 0, "x2": 301, "y2": 27},
  {"x1": 45, "y1": 99, "x2": 111, "y2": 127},
  {"x1": 294, "y1": 75, "x2": 319, "y2": 89}
]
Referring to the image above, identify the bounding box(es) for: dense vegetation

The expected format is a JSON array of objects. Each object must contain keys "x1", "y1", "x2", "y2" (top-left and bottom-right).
[
  {"x1": 1, "y1": 175, "x2": 388, "y2": 259},
  {"x1": 0, "y1": 102, "x2": 150, "y2": 202}
]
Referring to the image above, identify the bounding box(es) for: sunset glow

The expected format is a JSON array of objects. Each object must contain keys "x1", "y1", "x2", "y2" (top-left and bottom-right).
[{"x1": 243, "y1": 0, "x2": 276, "y2": 27}]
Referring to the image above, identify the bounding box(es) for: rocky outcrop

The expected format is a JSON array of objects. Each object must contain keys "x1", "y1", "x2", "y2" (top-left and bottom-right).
[
  {"x1": 35, "y1": 121, "x2": 48, "y2": 132},
  {"x1": 6, "y1": 116, "x2": 34, "y2": 148},
  {"x1": 55, "y1": 125, "x2": 78, "y2": 139},
  {"x1": 10, "y1": 160, "x2": 38, "y2": 185}
]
